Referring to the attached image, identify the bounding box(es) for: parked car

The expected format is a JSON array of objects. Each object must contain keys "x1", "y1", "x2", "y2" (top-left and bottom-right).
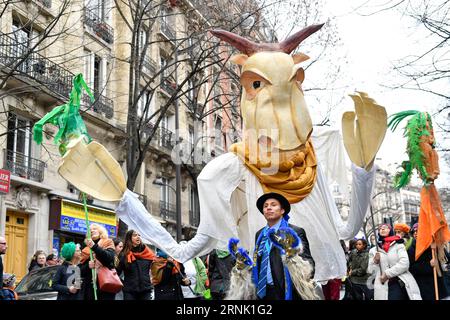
[{"x1": 15, "y1": 265, "x2": 59, "y2": 300}]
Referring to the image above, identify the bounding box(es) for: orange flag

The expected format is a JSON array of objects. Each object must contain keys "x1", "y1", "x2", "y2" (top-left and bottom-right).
[{"x1": 416, "y1": 184, "x2": 450, "y2": 261}]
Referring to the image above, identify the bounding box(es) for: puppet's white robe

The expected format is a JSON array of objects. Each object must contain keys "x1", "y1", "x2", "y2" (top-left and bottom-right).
[{"x1": 116, "y1": 128, "x2": 374, "y2": 281}]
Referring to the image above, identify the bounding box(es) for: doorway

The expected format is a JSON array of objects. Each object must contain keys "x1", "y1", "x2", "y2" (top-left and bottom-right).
[{"x1": 4, "y1": 210, "x2": 29, "y2": 281}]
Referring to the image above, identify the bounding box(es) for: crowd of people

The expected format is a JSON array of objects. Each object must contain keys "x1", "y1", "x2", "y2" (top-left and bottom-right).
[
  {"x1": 342, "y1": 223, "x2": 450, "y2": 300},
  {"x1": 1, "y1": 194, "x2": 450, "y2": 301}
]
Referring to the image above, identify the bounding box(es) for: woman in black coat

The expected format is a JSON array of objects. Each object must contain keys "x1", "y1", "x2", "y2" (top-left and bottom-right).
[
  {"x1": 79, "y1": 223, "x2": 117, "y2": 300},
  {"x1": 52, "y1": 242, "x2": 82, "y2": 300},
  {"x1": 117, "y1": 230, "x2": 155, "y2": 300},
  {"x1": 407, "y1": 225, "x2": 448, "y2": 300}
]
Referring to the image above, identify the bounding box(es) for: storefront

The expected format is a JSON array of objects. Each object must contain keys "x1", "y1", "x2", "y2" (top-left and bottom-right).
[{"x1": 49, "y1": 198, "x2": 117, "y2": 254}]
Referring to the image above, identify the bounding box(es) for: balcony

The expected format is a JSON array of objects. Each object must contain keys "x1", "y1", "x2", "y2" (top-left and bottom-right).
[
  {"x1": 160, "y1": 77, "x2": 176, "y2": 96},
  {"x1": 3, "y1": 149, "x2": 46, "y2": 183},
  {"x1": 189, "y1": 209, "x2": 200, "y2": 227},
  {"x1": 142, "y1": 122, "x2": 155, "y2": 137},
  {"x1": 158, "y1": 127, "x2": 174, "y2": 150},
  {"x1": 160, "y1": 21, "x2": 175, "y2": 41},
  {"x1": 0, "y1": 32, "x2": 113, "y2": 119},
  {"x1": 160, "y1": 200, "x2": 176, "y2": 221},
  {"x1": 143, "y1": 56, "x2": 157, "y2": 76},
  {"x1": 0, "y1": 32, "x2": 72, "y2": 99},
  {"x1": 82, "y1": 90, "x2": 114, "y2": 119},
  {"x1": 84, "y1": 7, "x2": 114, "y2": 44}
]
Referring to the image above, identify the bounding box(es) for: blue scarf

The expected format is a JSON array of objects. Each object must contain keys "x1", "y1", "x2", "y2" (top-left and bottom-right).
[{"x1": 252, "y1": 215, "x2": 294, "y2": 300}]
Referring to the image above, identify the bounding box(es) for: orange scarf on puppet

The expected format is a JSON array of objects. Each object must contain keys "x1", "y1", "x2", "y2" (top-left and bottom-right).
[
  {"x1": 230, "y1": 138, "x2": 317, "y2": 204},
  {"x1": 80, "y1": 238, "x2": 115, "y2": 264}
]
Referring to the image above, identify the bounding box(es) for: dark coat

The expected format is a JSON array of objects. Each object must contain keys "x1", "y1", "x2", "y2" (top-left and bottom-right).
[
  {"x1": 348, "y1": 249, "x2": 370, "y2": 285},
  {"x1": 52, "y1": 262, "x2": 82, "y2": 300},
  {"x1": 153, "y1": 260, "x2": 186, "y2": 300},
  {"x1": 407, "y1": 239, "x2": 448, "y2": 300},
  {"x1": 255, "y1": 223, "x2": 314, "y2": 300},
  {"x1": 80, "y1": 241, "x2": 116, "y2": 300},
  {"x1": 117, "y1": 246, "x2": 154, "y2": 294},
  {"x1": 208, "y1": 250, "x2": 235, "y2": 295}
]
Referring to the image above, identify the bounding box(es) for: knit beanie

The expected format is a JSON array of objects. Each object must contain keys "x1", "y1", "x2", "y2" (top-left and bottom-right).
[{"x1": 61, "y1": 242, "x2": 76, "y2": 261}]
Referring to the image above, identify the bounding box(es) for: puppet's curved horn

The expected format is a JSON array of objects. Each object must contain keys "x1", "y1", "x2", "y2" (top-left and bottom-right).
[
  {"x1": 210, "y1": 29, "x2": 260, "y2": 56},
  {"x1": 279, "y1": 24, "x2": 325, "y2": 54}
]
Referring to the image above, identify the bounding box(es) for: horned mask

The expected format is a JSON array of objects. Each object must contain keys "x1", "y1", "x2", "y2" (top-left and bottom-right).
[{"x1": 211, "y1": 24, "x2": 324, "y2": 151}]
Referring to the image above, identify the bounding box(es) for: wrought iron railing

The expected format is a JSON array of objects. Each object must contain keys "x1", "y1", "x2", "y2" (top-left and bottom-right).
[
  {"x1": 189, "y1": 210, "x2": 200, "y2": 227},
  {"x1": 160, "y1": 200, "x2": 176, "y2": 221},
  {"x1": 0, "y1": 32, "x2": 72, "y2": 99},
  {"x1": 0, "y1": 32, "x2": 114, "y2": 119},
  {"x1": 159, "y1": 127, "x2": 174, "y2": 150},
  {"x1": 160, "y1": 21, "x2": 175, "y2": 40},
  {"x1": 143, "y1": 56, "x2": 157, "y2": 75},
  {"x1": 137, "y1": 193, "x2": 148, "y2": 208},
  {"x1": 142, "y1": 122, "x2": 155, "y2": 137},
  {"x1": 82, "y1": 90, "x2": 114, "y2": 119},
  {"x1": 84, "y1": 7, "x2": 114, "y2": 44},
  {"x1": 160, "y1": 77, "x2": 176, "y2": 96},
  {"x1": 3, "y1": 149, "x2": 46, "y2": 182}
]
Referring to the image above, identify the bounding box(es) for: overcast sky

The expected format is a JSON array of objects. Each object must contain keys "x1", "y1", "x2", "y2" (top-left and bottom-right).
[{"x1": 304, "y1": 0, "x2": 450, "y2": 187}]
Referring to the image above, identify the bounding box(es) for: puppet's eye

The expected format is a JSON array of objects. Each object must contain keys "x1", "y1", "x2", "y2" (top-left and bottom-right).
[{"x1": 241, "y1": 71, "x2": 270, "y2": 100}]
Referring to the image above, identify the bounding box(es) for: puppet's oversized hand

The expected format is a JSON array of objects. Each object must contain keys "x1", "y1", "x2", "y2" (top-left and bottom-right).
[
  {"x1": 58, "y1": 136, "x2": 126, "y2": 201},
  {"x1": 342, "y1": 92, "x2": 387, "y2": 171}
]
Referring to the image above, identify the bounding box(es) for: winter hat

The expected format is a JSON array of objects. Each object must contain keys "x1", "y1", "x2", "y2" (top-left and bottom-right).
[
  {"x1": 394, "y1": 223, "x2": 410, "y2": 234},
  {"x1": 60, "y1": 242, "x2": 76, "y2": 261},
  {"x1": 412, "y1": 223, "x2": 419, "y2": 231}
]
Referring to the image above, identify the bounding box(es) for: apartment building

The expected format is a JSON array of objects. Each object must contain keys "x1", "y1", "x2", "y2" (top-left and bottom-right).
[{"x1": 0, "y1": 0, "x2": 272, "y2": 279}]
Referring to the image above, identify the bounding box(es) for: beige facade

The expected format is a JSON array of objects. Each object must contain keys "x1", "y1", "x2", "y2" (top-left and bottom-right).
[{"x1": 0, "y1": 0, "x2": 256, "y2": 276}]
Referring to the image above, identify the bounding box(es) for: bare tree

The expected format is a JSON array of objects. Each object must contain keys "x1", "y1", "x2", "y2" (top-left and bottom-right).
[{"x1": 355, "y1": 0, "x2": 450, "y2": 167}]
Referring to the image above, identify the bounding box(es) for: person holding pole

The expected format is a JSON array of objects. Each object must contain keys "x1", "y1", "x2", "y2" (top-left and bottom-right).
[
  {"x1": 407, "y1": 223, "x2": 449, "y2": 300},
  {"x1": 80, "y1": 223, "x2": 116, "y2": 300},
  {"x1": 368, "y1": 223, "x2": 421, "y2": 300}
]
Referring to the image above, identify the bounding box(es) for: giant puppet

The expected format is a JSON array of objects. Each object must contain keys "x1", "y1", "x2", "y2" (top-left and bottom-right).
[{"x1": 38, "y1": 24, "x2": 388, "y2": 283}]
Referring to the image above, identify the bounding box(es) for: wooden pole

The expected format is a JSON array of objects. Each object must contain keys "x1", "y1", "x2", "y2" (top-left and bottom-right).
[
  {"x1": 82, "y1": 192, "x2": 98, "y2": 300},
  {"x1": 369, "y1": 204, "x2": 383, "y2": 274},
  {"x1": 431, "y1": 241, "x2": 439, "y2": 300}
]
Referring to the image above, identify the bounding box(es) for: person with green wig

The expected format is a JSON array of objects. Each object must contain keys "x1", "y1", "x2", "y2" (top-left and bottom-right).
[{"x1": 51, "y1": 242, "x2": 82, "y2": 300}]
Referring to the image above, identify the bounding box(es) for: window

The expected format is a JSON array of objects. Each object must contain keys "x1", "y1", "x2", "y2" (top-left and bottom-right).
[
  {"x1": 160, "y1": 177, "x2": 171, "y2": 204},
  {"x1": 188, "y1": 127, "x2": 194, "y2": 146},
  {"x1": 187, "y1": 79, "x2": 194, "y2": 102},
  {"x1": 86, "y1": 0, "x2": 111, "y2": 24},
  {"x1": 214, "y1": 116, "x2": 222, "y2": 149},
  {"x1": 160, "y1": 56, "x2": 168, "y2": 78},
  {"x1": 189, "y1": 185, "x2": 200, "y2": 227},
  {"x1": 7, "y1": 113, "x2": 32, "y2": 159},
  {"x1": 84, "y1": 49, "x2": 104, "y2": 95},
  {"x1": 12, "y1": 20, "x2": 41, "y2": 72},
  {"x1": 6, "y1": 113, "x2": 43, "y2": 180},
  {"x1": 138, "y1": 90, "x2": 154, "y2": 118}
]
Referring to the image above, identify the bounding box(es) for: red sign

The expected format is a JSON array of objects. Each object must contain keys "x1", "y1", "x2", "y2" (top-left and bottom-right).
[{"x1": 0, "y1": 169, "x2": 11, "y2": 194}]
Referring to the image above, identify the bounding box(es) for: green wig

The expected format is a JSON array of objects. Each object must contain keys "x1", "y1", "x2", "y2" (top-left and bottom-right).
[{"x1": 387, "y1": 110, "x2": 433, "y2": 189}]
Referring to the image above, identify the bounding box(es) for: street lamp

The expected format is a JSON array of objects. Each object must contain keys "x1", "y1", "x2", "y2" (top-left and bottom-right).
[{"x1": 153, "y1": 178, "x2": 182, "y2": 241}]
